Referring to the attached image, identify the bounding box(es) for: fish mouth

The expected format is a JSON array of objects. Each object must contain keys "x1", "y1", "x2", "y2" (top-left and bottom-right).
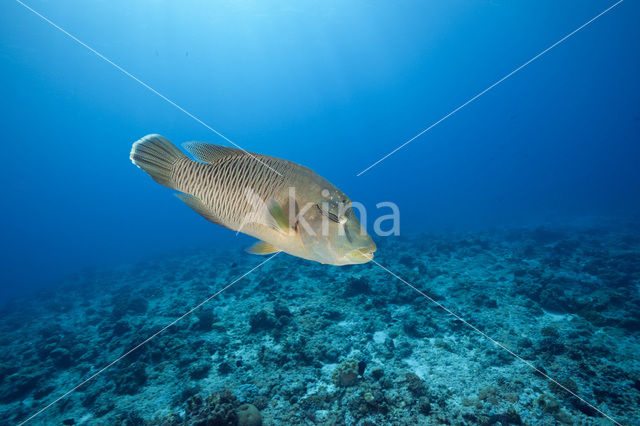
[{"x1": 345, "y1": 245, "x2": 376, "y2": 264}]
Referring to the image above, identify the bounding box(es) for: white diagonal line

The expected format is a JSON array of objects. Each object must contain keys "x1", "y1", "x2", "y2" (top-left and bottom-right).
[
  {"x1": 356, "y1": 0, "x2": 624, "y2": 176},
  {"x1": 370, "y1": 258, "x2": 621, "y2": 426},
  {"x1": 18, "y1": 252, "x2": 280, "y2": 425},
  {"x1": 14, "y1": 0, "x2": 282, "y2": 176}
]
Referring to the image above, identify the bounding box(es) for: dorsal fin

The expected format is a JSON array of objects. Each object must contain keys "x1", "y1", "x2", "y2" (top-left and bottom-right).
[{"x1": 182, "y1": 141, "x2": 246, "y2": 163}]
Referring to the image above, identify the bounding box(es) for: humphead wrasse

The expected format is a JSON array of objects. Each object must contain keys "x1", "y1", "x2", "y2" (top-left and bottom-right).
[{"x1": 130, "y1": 134, "x2": 376, "y2": 265}]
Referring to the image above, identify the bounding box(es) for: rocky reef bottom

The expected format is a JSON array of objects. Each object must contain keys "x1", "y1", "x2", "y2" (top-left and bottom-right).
[{"x1": 1, "y1": 221, "x2": 639, "y2": 425}]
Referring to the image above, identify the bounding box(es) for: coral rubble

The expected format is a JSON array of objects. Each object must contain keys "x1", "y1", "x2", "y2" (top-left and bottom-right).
[{"x1": 0, "y1": 222, "x2": 639, "y2": 424}]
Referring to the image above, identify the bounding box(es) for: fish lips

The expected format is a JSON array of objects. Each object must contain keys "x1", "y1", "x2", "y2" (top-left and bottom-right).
[{"x1": 344, "y1": 244, "x2": 377, "y2": 264}]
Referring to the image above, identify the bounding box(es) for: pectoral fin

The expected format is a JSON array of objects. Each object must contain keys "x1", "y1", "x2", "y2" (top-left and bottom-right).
[
  {"x1": 247, "y1": 241, "x2": 281, "y2": 255},
  {"x1": 266, "y1": 198, "x2": 290, "y2": 233}
]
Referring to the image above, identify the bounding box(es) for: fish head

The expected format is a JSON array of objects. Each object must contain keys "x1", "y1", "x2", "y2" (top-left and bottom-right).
[{"x1": 297, "y1": 187, "x2": 376, "y2": 265}]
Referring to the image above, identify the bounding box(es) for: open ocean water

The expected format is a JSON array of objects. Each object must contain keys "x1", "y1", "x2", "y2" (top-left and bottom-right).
[{"x1": 1, "y1": 1, "x2": 639, "y2": 425}]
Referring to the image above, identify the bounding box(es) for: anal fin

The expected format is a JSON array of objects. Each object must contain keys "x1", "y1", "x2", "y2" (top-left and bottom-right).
[
  {"x1": 247, "y1": 241, "x2": 281, "y2": 255},
  {"x1": 175, "y1": 193, "x2": 224, "y2": 227}
]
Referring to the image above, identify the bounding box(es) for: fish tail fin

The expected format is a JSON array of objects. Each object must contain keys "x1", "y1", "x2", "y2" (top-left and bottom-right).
[{"x1": 130, "y1": 134, "x2": 187, "y2": 188}]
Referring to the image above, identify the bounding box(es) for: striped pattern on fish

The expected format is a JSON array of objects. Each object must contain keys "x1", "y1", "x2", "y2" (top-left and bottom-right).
[{"x1": 130, "y1": 134, "x2": 376, "y2": 265}]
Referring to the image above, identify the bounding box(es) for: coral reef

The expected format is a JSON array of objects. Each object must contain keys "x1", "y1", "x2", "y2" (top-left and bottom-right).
[
  {"x1": 0, "y1": 221, "x2": 639, "y2": 424},
  {"x1": 332, "y1": 359, "x2": 360, "y2": 387}
]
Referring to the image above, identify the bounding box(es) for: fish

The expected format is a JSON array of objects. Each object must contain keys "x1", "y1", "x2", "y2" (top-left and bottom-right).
[{"x1": 130, "y1": 134, "x2": 376, "y2": 265}]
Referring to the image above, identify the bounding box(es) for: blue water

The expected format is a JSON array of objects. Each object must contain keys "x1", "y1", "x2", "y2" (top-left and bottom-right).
[
  {"x1": 1, "y1": 1, "x2": 639, "y2": 424},
  {"x1": 1, "y1": 0, "x2": 638, "y2": 299}
]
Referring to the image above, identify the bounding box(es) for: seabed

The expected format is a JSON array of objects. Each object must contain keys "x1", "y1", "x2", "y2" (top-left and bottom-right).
[{"x1": 1, "y1": 222, "x2": 639, "y2": 425}]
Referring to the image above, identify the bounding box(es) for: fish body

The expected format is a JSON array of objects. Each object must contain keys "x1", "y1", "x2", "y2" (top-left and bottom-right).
[{"x1": 130, "y1": 134, "x2": 376, "y2": 265}]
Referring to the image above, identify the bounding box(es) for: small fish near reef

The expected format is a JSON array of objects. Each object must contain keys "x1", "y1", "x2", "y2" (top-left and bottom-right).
[{"x1": 130, "y1": 134, "x2": 376, "y2": 265}]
